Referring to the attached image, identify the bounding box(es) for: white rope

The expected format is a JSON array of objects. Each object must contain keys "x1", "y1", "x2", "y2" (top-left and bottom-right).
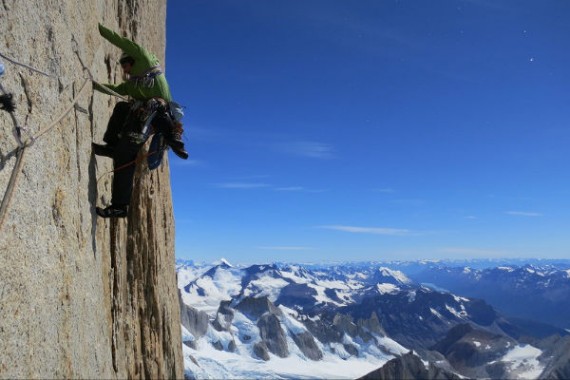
[
  {"x1": 0, "y1": 78, "x2": 91, "y2": 232},
  {"x1": 0, "y1": 37, "x2": 137, "y2": 231},
  {"x1": 0, "y1": 51, "x2": 56, "y2": 78},
  {"x1": 92, "y1": 80, "x2": 129, "y2": 101}
]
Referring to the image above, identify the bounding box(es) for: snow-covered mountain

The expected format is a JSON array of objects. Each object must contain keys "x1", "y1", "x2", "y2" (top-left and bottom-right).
[
  {"x1": 176, "y1": 260, "x2": 570, "y2": 379},
  {"x1": 410, "y1": 264, "x2": 570, "y2": 331}
]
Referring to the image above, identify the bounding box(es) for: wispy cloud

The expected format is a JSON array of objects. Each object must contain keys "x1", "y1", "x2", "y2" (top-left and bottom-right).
[
  {"x1": 276, "y1": 141, "x2": 335, "y2": 159},
  {"x1": 215, "y1": 181, "x2": 325, "y2": 193},
  {"x1": 318, "y1": 225, "x2": 412, "y2": 236},
  {"x1": 214, "y1": 182, "x2": 271, "y2": 189},
  {"x1": 505, "y1": 211, "x2": 542, "y2": 217},
  {"x1": 171, "y1": 159, "x2": 205, "y2": 167},
  {"x1": 274, "y1": 186, "x2": 305, "y2": 192},
  {"x1": 257, "y1": 246, "x2": 314, "y2": 251},
  {"x1": 438, "y1": 247, "x2": 509, "y2": 257}
]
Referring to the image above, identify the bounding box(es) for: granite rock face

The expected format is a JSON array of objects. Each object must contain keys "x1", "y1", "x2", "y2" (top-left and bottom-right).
[
  {"x1": 0, "y1": 1, "x2": 183, "y2": 378},
  {"x1": 180, "y1": 299, "x2": 210, "y2": 340},
  {"x1": 537, "y1": 335, "x2": 570, "y2": 379},
  {"x1": 258, "y1": 312, "x2": 290, "y2": 358}
]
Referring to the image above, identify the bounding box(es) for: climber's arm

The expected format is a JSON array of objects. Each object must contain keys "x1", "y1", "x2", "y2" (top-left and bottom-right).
[
  {"x1": 93, "y1": 81, "x2": 129, "y2": 97},
  {"x1": 98, "y1": 23, "x2": 143, "y2": 60}
]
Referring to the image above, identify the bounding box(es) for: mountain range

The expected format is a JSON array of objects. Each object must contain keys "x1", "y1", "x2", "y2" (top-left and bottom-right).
[
  {"x1": 408, "y1": 264, "x2": 570, "y2": 330},
  {"x1": 176, "y1": 259, "x2": 570, "y2": 379}
]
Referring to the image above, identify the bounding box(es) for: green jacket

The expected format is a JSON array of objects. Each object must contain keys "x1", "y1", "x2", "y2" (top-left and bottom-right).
[{"x1": 94, "y1": 23, "x2": 172, "y2": 102}]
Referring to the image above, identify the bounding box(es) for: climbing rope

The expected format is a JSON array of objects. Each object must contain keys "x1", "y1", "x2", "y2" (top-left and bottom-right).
[
  {"x1": 0, "y1": 38, "x2": 168, "y2": 231},
  {"x1": 0, "y1": 46, "x2": 94, "y2": 232},
  {"x1": 70, "y1": 36, "x2": 128, "y2": 102},
  {"x1": 95, "y1": 148, "x2": 160, "y2": 184},
  {"x1": 0, "y1": 51, "x2": 56, "y2": 78},
  {"x1": 92, "y1": 80, "x2": 129, "y2": 102},
  {"x1": 33, "y1": 78, "x2": 91, "y2": 141},
  {"x1": 0, "y1": 146, "x2": 26, "y2": 230},
  {"x1": 0, "y1": 78, "x2": 91, "y2": 231}
]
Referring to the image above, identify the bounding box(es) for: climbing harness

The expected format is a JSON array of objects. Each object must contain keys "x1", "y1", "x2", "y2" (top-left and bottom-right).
[
  {"x1": 95, "y1": 98, "x2": 170, "y2": 185},
  {"x1": 127, "y1": 98, "x2": 162, "y2": 144},
  {"x1": 128, "y1": 65, "x2": 163, "y2": 88}
]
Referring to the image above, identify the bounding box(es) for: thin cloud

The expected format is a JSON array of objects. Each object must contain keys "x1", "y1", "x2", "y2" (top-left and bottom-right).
[
  {"x1": 274, "y1": 186, "x2": 305, "y2": 192},
  {"x1": 318, "y1": 225, "x2": 412, "y2": 236},
  {"x1": 214, "y1": 182, "x2": 324, "y2": 193},
  {"x1": 257, "y1": 246, "x2": 314, "y2": 251},
  {"x1": 273, "y1": 186, "x2": 327, "y2": 193},
  {"x1": 438, "y1": 247, "x2": 508, "y2": 257},
  {"x1": 214, "y1": 182, "x2": 271, "y2": 189},
  {"x1": 505, "y1": 211, "x2": 542, "y2": 217},
  {"x1": 276, "y1": 141, "x2": 335, "y2": 159}
]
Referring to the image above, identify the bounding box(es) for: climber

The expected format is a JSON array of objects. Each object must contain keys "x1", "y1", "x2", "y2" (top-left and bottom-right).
[{"x1": 92, "y1": 23, "x2": 188, "y2": 218}]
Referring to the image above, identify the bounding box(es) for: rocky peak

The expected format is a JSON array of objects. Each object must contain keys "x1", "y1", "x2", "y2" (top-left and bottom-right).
[
  {"x1": 536, "y1": 335, "x2": 570, "y2": 379},
  {"x1": 431, "y1": 323, "x2": 517, "y2": 379},
  {"x1": 235, "y1": 295, "x2": 283, "y2": 319},
  {"x1": 372, "y1": 267, "x2": 412, "y2": 286},
  {"x1": 359, "y1": 351, "x2": 463, "y2": 380}
]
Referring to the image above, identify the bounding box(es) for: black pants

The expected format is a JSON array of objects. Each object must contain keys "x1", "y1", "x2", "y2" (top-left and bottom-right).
[
  {"x1": 103, "y1": 101, "x2": 130, "y2": 146},
  {"x1": 104, "y1": 101, "x2": 175, "y2": 207}
]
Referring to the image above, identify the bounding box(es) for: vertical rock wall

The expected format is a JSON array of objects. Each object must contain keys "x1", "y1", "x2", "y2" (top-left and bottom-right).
[{"x1": 0, "y1": 1, "x2": 183, "y2": 378}]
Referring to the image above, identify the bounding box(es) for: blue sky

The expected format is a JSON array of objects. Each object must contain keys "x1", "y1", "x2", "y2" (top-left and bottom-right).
[{"x1": 165, "y1": 0, "x2": 570, "y2": 264}]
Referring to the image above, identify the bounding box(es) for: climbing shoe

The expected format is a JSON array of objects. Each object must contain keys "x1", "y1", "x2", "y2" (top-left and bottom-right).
[
  {"x1": 170, "y1": 124, "x2": 184, "y2": 142},
  {"x1": 92, "y1": 143, "x2": 114, "y2": 158},
  {"x1": 165, "y1": 135, "x2": 188, "y2": 159},
  {"x1": 96, "y1": 205, "x2": 128, "y2": 218},
  {"x1": 171, "y1": 144, "x2": 189, "y2": 160}
]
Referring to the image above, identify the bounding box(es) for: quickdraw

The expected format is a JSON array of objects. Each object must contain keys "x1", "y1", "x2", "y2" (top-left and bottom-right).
[{"x1": 0, "y1": 72, "x2": 25, "y2": 147}]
